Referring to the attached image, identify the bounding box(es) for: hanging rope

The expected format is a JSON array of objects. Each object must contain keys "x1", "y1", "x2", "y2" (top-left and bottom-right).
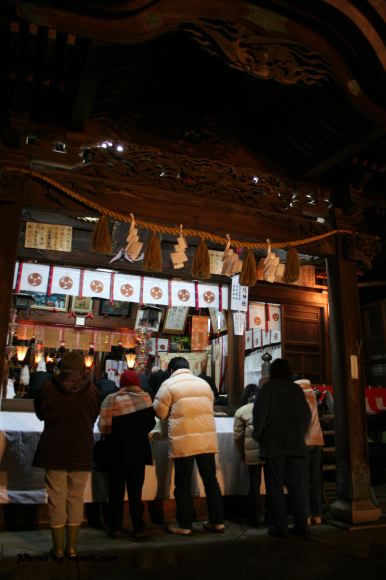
[{"x1": 8, "y1": 167, "x2": 355, "y2": 250}]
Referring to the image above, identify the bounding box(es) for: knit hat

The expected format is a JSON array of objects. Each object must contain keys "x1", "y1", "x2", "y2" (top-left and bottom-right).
[
  {"x1": 60, "y1": 352, "x2": 84, "y2": 372},
  {"x1": 120, "y1": 370, "x2": 141, "y2": 388}
]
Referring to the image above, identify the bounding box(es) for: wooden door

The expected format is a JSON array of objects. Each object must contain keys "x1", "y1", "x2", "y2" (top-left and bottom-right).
[{"x1": 282, "y1": 303, "x2": 325, "y2": 383}]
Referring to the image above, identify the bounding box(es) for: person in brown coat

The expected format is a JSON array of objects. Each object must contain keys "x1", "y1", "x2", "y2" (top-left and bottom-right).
[{"x1": 33, "y1": 352, "x2": 100, "y2": 558}]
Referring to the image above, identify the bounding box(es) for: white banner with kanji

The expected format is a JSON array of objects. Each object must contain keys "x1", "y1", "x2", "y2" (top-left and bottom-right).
[
  {"x1": 142, "y1": 277, "x2": 169, "y2": 306},
  {"x1": 82, "y1": 270, "x2": 112, "y2": 300},
  {"x1": 267, "y1": 303, "x2": 281, "y2": 330},
  {"x1": 197, "y1": 283, "x2": 220, "y2": 309},
  {"x1": 220, "y1": 284, "x2": 229, "y2": 310},
  {"x1": 245, "y1": 329, "x2": 253, "y2": 351},
  {"x1": 262, "y1": 330, "x2": 271, "y2": 345},
  {"x1": 18, "y1": 263, "x2": 50, "y2": 294},
  {"x1": 248, "y1": 302, "x2": 266, "y2": 329},
  {"x1": 253, "y1": 329, "x2": 262, "y2": 348},
  {"x1": 112, "y1": 273, "x2": 141, "y2": 303},
  {"x1": 170, "y1": 280, "x2": 196, "y2": 307},
  {"x1": 50, "y1": 266, "x2": 81, "y2": 296}
]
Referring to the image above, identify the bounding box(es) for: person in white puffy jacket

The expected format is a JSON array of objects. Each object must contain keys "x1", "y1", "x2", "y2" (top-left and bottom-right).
[{"x1": 153, "y1": 356, "x2": 224, "y2": 536}]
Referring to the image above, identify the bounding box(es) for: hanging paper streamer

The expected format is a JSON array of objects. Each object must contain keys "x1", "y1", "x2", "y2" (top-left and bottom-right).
[
  {"x1": 170, "y1": 225, "x2": 188, "y2": 270},
  {"x1": 221, "y1": 234, "x2": 242, "y2": 276},
  {"x1": 267, "y1": 303, "x2": 281, "y2": 331},
  {"x1": 263, "y1": 240, "x2": 281, "y2": 283}
]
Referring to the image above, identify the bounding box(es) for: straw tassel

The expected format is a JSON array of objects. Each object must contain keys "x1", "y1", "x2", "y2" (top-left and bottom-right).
[
  {"x1": 282, "y1": 247, "x2": 300, "y2": 283},
  {"x1": 143, "y1": 232, "x2": 163, "y2": 272},
  {"x1": 192, "y1": 238, "x2": 211, "y2": 279},
  {"x1": 239, "y1": 250, "x2": 257, "y2": 287},
  {"x1": 91, "y1": 215, "x2": 112, "y2": 254}
]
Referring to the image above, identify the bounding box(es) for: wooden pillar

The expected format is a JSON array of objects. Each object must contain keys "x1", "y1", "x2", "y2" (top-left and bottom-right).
[
  {"x1": 226, "y1": 309, "x2": 245, "y2": 407},
  {"x1": 326, "y1": 237, "x2": 381, "y2": 523},
  {"x1": 0, "y1": 197, "x2": 23, "y2": 389}
]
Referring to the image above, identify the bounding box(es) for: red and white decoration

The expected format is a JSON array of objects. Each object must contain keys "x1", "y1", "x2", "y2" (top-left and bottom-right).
[
  {"x1": 197, "y1": 283, "x2": 220, "y2": 309},
  {"x1": 170, "y1": 280, "x2": 196, "y2": 307},
  {"x1": 112, "y1": 273, "x2": 141, "y2": 303},
  {"x1": 248, "y1": 302, "x2": 266, "y2": 330},
  {"x1": 14, "y1": 261, "x2": 230, "y2": 310},
  {"x1": 18, "y1": 263, "x2": 50, "y2": 294},
  {"x1": 267, "y1": 303, "x2": 281, "y2": 331},
  {"x1": 50, "y1": 266, "x2": 81, "y2": 296},
  {"x1": 82, "y1": 270, "x2": 112, "y2": 300},
  {"x1": 142, "y1": 277, "x2": 169, "y2": 306}
]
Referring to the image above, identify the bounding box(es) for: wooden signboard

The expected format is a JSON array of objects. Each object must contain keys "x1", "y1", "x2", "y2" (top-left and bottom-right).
[
  {"x1": 25, "y1": 222, "x2": 72, "y2": 252},
  {"x1": 191, "y1": 315, "x2": 209, "y2": 351}
]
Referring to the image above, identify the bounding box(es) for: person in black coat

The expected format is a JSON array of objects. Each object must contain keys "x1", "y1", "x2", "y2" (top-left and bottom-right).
[
  {"x1": 252, "y1": 358, "x2": 311, "y2": 538},
  {"x1": 98, "y1": 370, "x2": 155, "y2": 538}
]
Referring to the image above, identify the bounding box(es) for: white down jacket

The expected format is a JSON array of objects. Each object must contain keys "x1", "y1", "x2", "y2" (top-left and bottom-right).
[
  {"x1": 233, "y1": 402, "x2": 262, "y2": 465},
  {"x1": 153, "y1": 368, "x2": 218, "y2": 458}
]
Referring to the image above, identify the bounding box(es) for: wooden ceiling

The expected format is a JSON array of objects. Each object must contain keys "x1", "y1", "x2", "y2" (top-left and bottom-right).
[{"x1": 1, "y1": 1, "x2": 386, "y2": 276}]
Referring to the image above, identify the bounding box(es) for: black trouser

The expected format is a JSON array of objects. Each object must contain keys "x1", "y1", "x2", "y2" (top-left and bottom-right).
[
  {"x1": 107, "y1": 464, "x2": 146, "y2": 533},
  {"x1": 173, "y1": 454, "x2": 224, "y2": 529},
  {"x1": 247, "y1": 463, "x2": 263, "y2": 525},
  {"x1": 265, "y1": 455, "x2": 308, "y2": 533},
  {"x1": 305, "y1": 445, "x2": 323, "y2": 518}
]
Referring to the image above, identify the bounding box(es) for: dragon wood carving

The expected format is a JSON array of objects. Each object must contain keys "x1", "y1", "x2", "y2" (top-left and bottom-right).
[{"x1": 181, "y1": 18, "x2": 331, "y2": 85}]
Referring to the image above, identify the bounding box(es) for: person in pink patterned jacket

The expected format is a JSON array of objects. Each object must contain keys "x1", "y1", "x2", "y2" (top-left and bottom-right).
[{"x1": 295, "y1": 379, "x2": 325, "y2": 525}]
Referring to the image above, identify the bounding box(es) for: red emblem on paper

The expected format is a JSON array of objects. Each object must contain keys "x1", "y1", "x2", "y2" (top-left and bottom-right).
[
  {"x1": 160, "y1": 344, "x2": 166, "y2": 350},
  {"x1": 27, "y1": 273, "x2": 42, "y2": 287},
  {"x1": 178, "y1": 289, "x2": 190, "y2": 302},
  {"x1": 120, "y1": 283, "x2": 134, "y2": 297},
  {"x1": 203, "y1": 291, "x2": 215, "y2": 304},
  {"x1": 272, "y1": 313, "x2": 279, "y2": 322},
  {"x1": 254, "y1": 316, "x2": 261, "y2": 326},
  {"x1": 150, "y1": 287, "x2": 163, "y2": 299},
  {"x1": 90, "y1": 280, "x2": 104, "y2": 293},
  {"x1": 59, "y1": 276, "x2": 73, "y2": 289}
]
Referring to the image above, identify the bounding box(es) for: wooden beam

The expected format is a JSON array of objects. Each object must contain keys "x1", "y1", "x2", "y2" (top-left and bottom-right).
[
  {"x1": 303, "y1": 127, "x2": 386, "y2": 179},
  {"x1": 326, "y1": 238, "x2": 381, "y2": 523},
  {"x1": 70, "y1": 41, "x2": 110, "y2": 131}
]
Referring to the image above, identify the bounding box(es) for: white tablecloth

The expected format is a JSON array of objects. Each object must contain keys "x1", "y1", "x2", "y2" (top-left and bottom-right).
[{"x1": 0, "y1": 413, "x2": 250, "y2": 504}]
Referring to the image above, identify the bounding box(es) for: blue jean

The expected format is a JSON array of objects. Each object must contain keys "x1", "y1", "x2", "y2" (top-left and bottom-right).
[{"x1": 173, "y1": 454, "x2": 224, "y2": 529}]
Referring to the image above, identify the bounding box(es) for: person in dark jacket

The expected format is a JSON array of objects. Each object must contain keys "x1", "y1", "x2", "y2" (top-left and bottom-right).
[
  {"x1": 252, "y1": 358, "x2": 311, "y2": 538},
  {"x1": 33, "y1": 352, "x2": 100, "y2": 558},
  {"x1": 94, "y1": 377, "x2": 118, "y2": 401},
  {"x1": 98, "y1": 369, "x2": 155, "y2": 539}
]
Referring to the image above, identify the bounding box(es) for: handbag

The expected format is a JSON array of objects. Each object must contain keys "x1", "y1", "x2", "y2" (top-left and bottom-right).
[{"x1": 93, "y1": 435, "x2": 111, "y2": 472}]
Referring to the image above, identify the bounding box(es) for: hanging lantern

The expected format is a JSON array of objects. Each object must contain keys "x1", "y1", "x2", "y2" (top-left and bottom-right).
[
  {"x1": 125, "y1": 351, "x2": 136, "y2": 369},
  {"x1": 84, "y1": 355, "x2": 94, "y2": 369},
  {"x1": 34, "y1": 351, "x2": 43, "y2": 364},
  {"x1": 16, "y1": 346, "x2": 28, "y2": 362}
]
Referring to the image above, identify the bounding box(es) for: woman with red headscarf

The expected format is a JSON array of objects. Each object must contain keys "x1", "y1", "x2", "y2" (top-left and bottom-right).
[{"x1": 98, "y1": 369, "x2": 155, "y2": 539}]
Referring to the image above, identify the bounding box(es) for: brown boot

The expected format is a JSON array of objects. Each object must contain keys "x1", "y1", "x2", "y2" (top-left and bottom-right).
[
  {"x1": 50, "y1": 525, "x2": 65, "y2": 559},
  {"x1": 66, "y1": 524, "x2": 80, "y2": 558}
]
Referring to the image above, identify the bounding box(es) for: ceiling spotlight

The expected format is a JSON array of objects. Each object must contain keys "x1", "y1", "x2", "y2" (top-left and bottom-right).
[
  {"x1": 116, "y1": 145, "x2": 124, "y2": 152},
  {"x1": 252, "y1": 176, "x2": 259, "y2": 183},
  {"x1": 101, "y1": 143, "x2": 108, "y2": 149}
]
